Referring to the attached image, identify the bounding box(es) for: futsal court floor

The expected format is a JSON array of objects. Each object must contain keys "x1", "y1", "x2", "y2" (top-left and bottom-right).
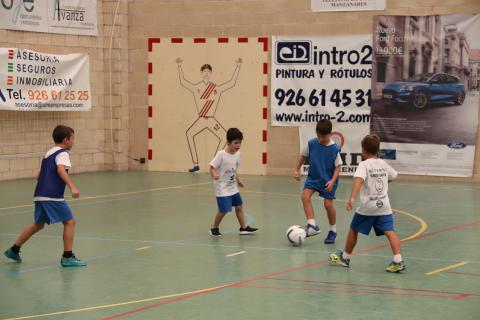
[{"x1": 1, "y1": 171, "x2": 479, "y2": 319}]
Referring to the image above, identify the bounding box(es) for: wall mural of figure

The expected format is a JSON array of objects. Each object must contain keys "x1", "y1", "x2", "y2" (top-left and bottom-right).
[{"x1": 176, "y1": 57, "x2": 242, "y2": 172}]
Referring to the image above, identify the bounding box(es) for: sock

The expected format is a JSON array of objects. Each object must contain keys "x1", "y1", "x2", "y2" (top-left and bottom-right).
[
  {"x1": 63, "y1": 251, "x2": 73, "y2": 258},
  {"x1": 342, "y1": 252, "x2": 351, "y2": 260},
  {"x1": 307, "y1": 219, "x2": 316, "y2": 226},
  {"x1": 393, "y1": 254, "x2": 402, "y2": 263},
  {"x1": 11, "y1": 244, "x2": 21, "y2": 253},
  {"x1": 330, "y1": 225, "x2": 337, "y2": 232}
]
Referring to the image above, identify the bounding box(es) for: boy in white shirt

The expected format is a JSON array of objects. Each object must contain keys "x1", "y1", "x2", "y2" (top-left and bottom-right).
[
  {"x1": 209, "y1": 128, "x2": 258, "y2": 237},
  {"x1": 329, "y1": 134, "x2": 405, "y2": 273}
]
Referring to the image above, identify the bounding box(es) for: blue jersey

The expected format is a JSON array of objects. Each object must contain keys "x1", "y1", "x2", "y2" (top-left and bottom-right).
[
  {"x1": 305, "y1": 139, "x2": 341, "y2": 197},
  {"x1": 34, "y1": 148, "x2": 68, "y2": 199}
]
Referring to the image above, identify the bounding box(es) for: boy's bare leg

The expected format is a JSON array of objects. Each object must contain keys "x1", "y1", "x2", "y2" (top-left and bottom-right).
[
  {"x1": 62, "y1": 219, "x2": 76, "y2": 252},
  {"x1": 344, "y1": 228, "x2": 358, "y2": 254},
  {"x1": 212, "y1": 212, "x2": 226, "y2": 228},
  {"x1": 234, "y1": 205, "x2": 246, "y2": 229},
  {"x1": 384, "y1": 231, "x2": 401, "y2": 255},
  {"x1": 324, "y1": 199, "x2": 337, "y2": 226},
  {"x1": 15, "y1": 223, "x2": 45, "y2": 246},
  {"x1": 301, "y1": 189, "x2": 316, "y2": 220}
]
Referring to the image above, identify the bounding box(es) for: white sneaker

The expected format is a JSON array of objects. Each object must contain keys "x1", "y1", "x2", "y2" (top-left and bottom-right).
[{"x1": 304, "y1": 224, "x2": 321, "y2": 237}]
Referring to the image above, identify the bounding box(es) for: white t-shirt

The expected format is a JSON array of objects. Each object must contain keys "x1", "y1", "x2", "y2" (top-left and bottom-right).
[
  {"x1": 301, "y1": 139, "x2": 343, "y2": 166},
  {"x1": 209, "y1": 150, "x2": 240, "y2": 197},
  {"x1": 353, "y1": 158, "x2": 397, "y2": 216},
  {"x1": 34, "y1": 147, "x2": 71, "y2": 201}
]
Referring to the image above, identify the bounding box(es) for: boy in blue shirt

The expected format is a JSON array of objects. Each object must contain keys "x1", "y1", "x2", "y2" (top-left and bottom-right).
[
  {"x1": 294, "y1": 119, "x2": 342, "y2": 244},
  {"x1": 4, "y1": 125, "x2": 86, "y2": 267}
]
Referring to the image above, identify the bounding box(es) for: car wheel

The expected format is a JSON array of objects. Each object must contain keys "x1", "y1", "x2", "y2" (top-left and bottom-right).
[
  {"x1": 412, "y1": 93, "x2": 428, "y2": 109},
  {"x1": 455, "y1": 91, "x2": 465, "y2": 105}
]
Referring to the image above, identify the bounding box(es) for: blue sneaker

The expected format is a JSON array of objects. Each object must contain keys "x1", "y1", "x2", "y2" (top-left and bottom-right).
[
  {"x1": 324, "y1": 230, "x2": 337, "y2": 244},
  {"x1": 304, "y1": 224, "x2": 321, "y2": 237},
  {"x1": 329, "y1": 250, "x2": 350, "y2": 267},
  {"x1": 61, "y1": 255, "x2": 87, "y2": 267},
  {"x1": 4, "y1": 248, "x2": 22, "y2": 263}
]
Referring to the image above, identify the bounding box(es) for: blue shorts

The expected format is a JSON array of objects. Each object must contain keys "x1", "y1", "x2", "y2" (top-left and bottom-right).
[
  {"x1": 216, "y1": 193, "x2": 243, "y2": 214},
  {"x1": 350, "y1": 213, "x2": 394, "y2": 236},
  {"x1": 34, "y1": 201, "x2": 73, "y2": 225},
  {"x1": 304, "y1": 182, "x2": 337, "y2": 200}
]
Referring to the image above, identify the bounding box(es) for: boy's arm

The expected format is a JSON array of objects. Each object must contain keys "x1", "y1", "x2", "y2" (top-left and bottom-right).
[
  {"x1": 57, "y1": 165, "x2": 79, "y2": 198},
  {"x1": 236, "y1": 172, "x2": 244, "y2": 188},
  {"x1": 347, "y1": 177, "x2": 364, "y2": 211},
  {"x1": 209, "y1": 166, "x2": 219, "y2": 180},
  {"x1": 325, "y1": 165, "x2": 341, "y2": 192},
  {"x1": 294, "y1": 155, "x2": 306, "y2": 181}
]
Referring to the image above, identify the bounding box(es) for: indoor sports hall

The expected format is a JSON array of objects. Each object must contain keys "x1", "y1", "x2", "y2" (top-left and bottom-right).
[{"x1": 1, "y1": 1, "x2": 479, "y2": 320}]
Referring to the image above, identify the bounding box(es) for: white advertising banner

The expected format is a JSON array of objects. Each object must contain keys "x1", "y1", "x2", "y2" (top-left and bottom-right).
[
  {"x1": 0, "y1": 0, "x2": 97, "y2": 36},
  {"x1": 0, "y1": 48, "x2": 91, "y2": 111},
  {"x1": 311, "y1": 0, "x2": 385, "y2": 12},
  {"x1": 272, "y1": 35, "x2": 372, "y2": 175}
]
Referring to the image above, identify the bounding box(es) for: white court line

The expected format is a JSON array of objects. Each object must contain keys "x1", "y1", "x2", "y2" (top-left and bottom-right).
[{"x1": 226, "y1": 251, "x2": 246, "y2": 257}]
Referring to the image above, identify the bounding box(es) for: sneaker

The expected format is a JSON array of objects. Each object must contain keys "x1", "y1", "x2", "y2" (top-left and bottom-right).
[
  {"x1": 188, "y1": 165, "x2": 200, "y2": 173},
  {"x1": 329, "y1": 250, "x2": 350, "y2": 267},
  {"x1": 304, "y1": 224, "x2": 321, "y2": 237},
  {"x1": 4, "y1": 248, "x2": 22, "y2": 263},
  {"x1": 239, "y1": 226, "x2": 258, "y2": 235},
  {"x1": 324, "y1": 230, "x2": 337, "y2": 244},
  {"x1": 61, "y1": 255, "x2": 87, "y2": 267},
  {"x1": 386, "y1": 261, "x2": 406, "y2": 273},
  {"x1": 209, "y1": 227, "x2": 222, "y2": 237}
]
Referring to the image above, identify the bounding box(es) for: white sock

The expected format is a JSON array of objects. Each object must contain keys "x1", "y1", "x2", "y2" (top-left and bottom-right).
[
  {"x1": 342, "y1": 252, "x2": 351, "y2": 260},
  {"x1": 393, "y1": 254, "x2": 402, "y2": 263},
  {"x1": 307, "y1": 219, "x2": 316, "y2": 226},
  {"x1": 330, "y1": 225, "x2": 336, "y2": 232}
]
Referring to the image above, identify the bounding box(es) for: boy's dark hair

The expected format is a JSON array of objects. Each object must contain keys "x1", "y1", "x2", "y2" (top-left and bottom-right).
[
  {"x1": 316, "y1": 119, "x2": 332, "y2": 135},
  {"x1": 201, "y1": 64, "x2": 212, "y2": 72},
  {"x1": 362, "y1": 134, "x2": 380, "y2": 155},
  {"x1": 52, "y1": 125, "x2": 74, "y2": 144},
  {"x1": 227, "y1": 128, "x2": 243, "y2": 143}
]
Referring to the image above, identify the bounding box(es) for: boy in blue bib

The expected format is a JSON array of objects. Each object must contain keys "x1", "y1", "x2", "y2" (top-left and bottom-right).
[{"x1": 294, "y1": 120, "x2": 342, "y2": 244}]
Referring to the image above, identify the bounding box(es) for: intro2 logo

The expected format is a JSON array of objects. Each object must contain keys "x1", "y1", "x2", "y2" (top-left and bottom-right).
[{"x1": 275, "y1": 41, "x2": 311, "y2": 64}]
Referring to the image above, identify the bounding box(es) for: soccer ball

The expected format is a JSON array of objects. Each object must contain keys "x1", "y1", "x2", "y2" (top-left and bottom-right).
[{"x1": 286, "y1": 225, "x2": 306, "y2": 246}]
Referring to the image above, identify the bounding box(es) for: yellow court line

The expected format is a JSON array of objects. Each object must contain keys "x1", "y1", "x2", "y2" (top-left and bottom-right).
[
  {"x1": 425, "y1": 262, "x2": 468, "y2": 276},
  {"x1": 0, "y1": 182, "x2": 212, "y2": 211},
  {"x1": 135, "y1": 246, "x2": 151, "y2": 251},
  {"x1": 1, "y1": 285, "x2": 229, "y2": 320}
]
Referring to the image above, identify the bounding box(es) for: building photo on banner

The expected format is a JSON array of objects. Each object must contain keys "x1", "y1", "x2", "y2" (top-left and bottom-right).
[
  {"x1": 148, "y1": 38, "x2": 268, "y2": 175},
  {"x1": 271, "y1": 35, "x2": 372, "y2": 176},
  {"x1": 371, "y1": 14, "x2": 480, "y2": 177},
  {"x1": 0, "y1": 0, "x2": 97, "y2": 35}
]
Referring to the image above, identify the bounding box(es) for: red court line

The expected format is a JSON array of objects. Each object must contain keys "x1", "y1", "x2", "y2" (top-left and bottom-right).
[
  {"x1": 236, "y1": 284, "x2": 466, "y2": 300},
  {"x1": 264, "y1": 277, "x2": 480, "y2": 298},
  {"x1": 448, "y1": 272, "x2": 480, "y2": 276},
  {"x1": 102, "y1": 220, "x2": 480, "y2": 319}
]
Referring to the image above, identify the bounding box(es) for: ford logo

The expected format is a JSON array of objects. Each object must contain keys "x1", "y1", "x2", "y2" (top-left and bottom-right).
[{"x1": 447, "y1": 142, "x2": 466, "y2": 149}]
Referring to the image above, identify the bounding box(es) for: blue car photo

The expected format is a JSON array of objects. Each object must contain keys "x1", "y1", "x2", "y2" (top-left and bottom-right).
[{"x1": 382, "y1": 73, "x2": 465, "y2": 109}]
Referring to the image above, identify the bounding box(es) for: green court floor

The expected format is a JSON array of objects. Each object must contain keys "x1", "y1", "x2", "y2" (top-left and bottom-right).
[{"x1": 1, "y1": 172, "x2": 479, "y2": 319}]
